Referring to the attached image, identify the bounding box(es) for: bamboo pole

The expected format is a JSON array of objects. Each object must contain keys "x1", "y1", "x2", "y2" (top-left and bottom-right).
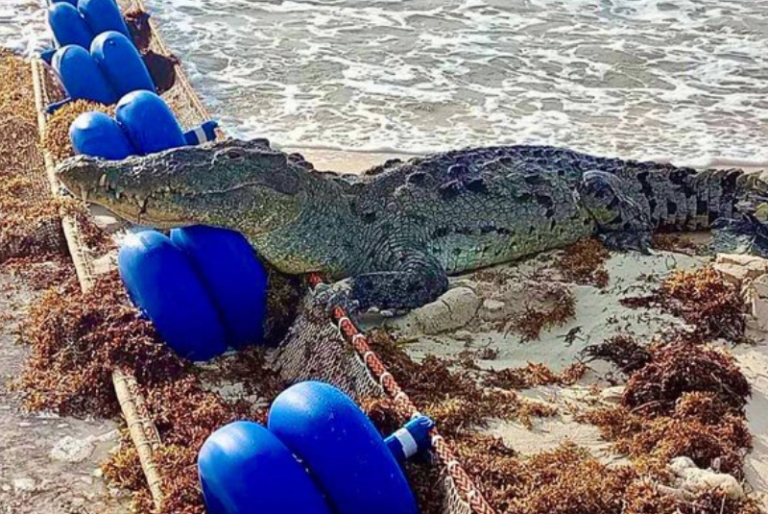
[
  {"x1": 113, "y1": 369, "x2": 164, "y2": 505},
  {"x1": 30, "y1": 57, "x2": 165, "y2": 511}
]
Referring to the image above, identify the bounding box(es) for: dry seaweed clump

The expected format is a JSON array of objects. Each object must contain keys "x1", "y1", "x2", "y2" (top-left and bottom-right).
[
  {"x1": 555, "y1": 238, "x2": 610, "y2": 288},
  {"x1": 582, "y1": 337, "x2": 753, "y2": 479},
  {"x1": 583, "y1": 402, "x2": 751, "y2": 478},
  {"x1": 448, "y1": 433, "x2": 755, "y2": 514},
  {"x1": 622, "y1": 341, "x2": 750, "y2": 416},
  {"x1": 620, "y1": 266, "x2": 747, "y2": 343},
  {"x1": 15, "y1": 271, "x2": 188, "y2": 417},
  {"x1": 366, "y1": 399, "x2": 758, "y2": 514},
  {"x1": 485, "y1": 362, "x2": 587, "y2": 390},
  {"x1": 104, "y1": 376, "x2": 267, "y2": 514},
  {"x1": 1, "y1": 253, "x2": 75, "y2": 290},
  {"x1": 367, "y1": 329, "x2": 558, "y2": 434},
  {"x1": 44, "y1": 100, "x2": 115, "y2": 161},
  {"x1": 509, "y1": 286, "x2": 576, "y2": 342},
  {"x1": 582, "y1": 334, "x2": 651, "y2": 375}
]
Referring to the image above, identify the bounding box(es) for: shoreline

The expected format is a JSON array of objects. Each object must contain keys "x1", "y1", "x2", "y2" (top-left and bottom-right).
[
  {"x1": 287, "y1": 147, "x2": 768, "y2": 176},
  {"x1": 284, "y1": 147, "x2": 410, "y2": 174}
]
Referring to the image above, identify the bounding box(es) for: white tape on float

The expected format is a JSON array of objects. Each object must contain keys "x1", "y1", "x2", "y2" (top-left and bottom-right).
[
  {"x1": 392, "y1": 427, "x2": 419, "y2": 458},
  {"x1": 193, "y1": 125, "x2": 208, "y2": 144}
]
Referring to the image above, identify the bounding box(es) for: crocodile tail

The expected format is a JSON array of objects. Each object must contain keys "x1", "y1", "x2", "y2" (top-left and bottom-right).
[{"x1": 626, "y1": 164, "x2": 742, "y2": 232}]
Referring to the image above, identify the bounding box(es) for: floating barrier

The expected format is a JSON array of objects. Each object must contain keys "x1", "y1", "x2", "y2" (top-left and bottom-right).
[
  {"x1": 48, "y1": 2, "x2": 94, "y2": 49},
  {"x1": 79, "y1": 0, "x2": 131, "y2": 40},
  {"x1": 91, "y1": 31, "x2": 155, "y2": 98},
  {"x1": 69, "y1": 111, "x2": 136, "y2": 160},
  {"x1": 268, "y1": 381, "x2": 420, "y2": 514},
  {"x1": 115, "y1": 90, "x2": 185, "y2": 154},
  {"x1": 170, "y1": 226, "x2": 269, "y2": 349},
  {"x1": 52, "y1": 45, "x2": 117, "y2": 104},
  {"x1": 117, "y1": 230, "x2": 228, "y2": 361},
  {"x1": 198, "y1": 421, "x2": 334, "y2": 514},
  {"x1": 35, "y1": 0, "x2": 496, "y2": 510}
]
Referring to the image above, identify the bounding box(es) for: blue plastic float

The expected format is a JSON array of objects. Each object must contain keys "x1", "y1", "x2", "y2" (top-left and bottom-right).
[
  {"x1": 170, "y1": 226, "x2": 269, "y2": 349},
  {"x1": 69, "y1": 111, "x2": 136, "y2": 160},
  {"x1": 78, "y1": 0, "x2": 131, "y2": 40},
  {"x1": 115, "y1": 90, "x2": 186, "y2": 154},
  {"x1": 91, "y1": 31, "x2": 155, "y2": 98},
  {"x1": 198, "y1": 421, "x2": 334, "y2": 514},
  {"x1": 52, "y1": 45, "x2": 117, "y2": 104},
  {"x1": 51, "y1": 0, "x2": 79, "y2": 5},
  {"x1": 117, "y1": 230, "x2": 228, "y2": 361},
  {"x1": 268, "y1": 381, "x2": 420, "y2": 514},
  {"x1": 47, "y1": 2, "x2": 93, "y2": 49}
]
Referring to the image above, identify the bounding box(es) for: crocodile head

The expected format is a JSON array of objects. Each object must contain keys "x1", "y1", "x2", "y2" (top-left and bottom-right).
[{"x1": 56, "y1": 139, "x2": 306, "y2": 237}]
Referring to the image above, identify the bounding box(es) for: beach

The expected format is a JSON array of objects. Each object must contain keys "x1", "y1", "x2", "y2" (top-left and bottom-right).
[{"x1": 2, "y1": 0, "x2": 768, "y2": 512}]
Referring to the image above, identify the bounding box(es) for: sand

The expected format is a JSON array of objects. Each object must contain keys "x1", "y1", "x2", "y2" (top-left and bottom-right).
[
  {"x1": 375, "y1": 245, "x2": 768, "y2": 509},
  {"x1": 287, "y1": 148, "x2": 768, "y2": 176},
  {"x1": 283, "y1": 147, "x2": 410, "y2": 174}
]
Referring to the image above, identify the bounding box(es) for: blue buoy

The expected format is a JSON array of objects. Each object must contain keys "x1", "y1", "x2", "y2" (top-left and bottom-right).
[
  {"x1": 268, "y1": 382, "x2": 420, "y2": 514},
  {"x1": 198, "y1": 421, "x2": 334, "y2": 514},
  {"x1": 52, "y1": 45, "x2": 116, "y2": 105},
  {"x1": 115, "y1": 91, "x2": 186, "y2": 155},
  {"x1": 91, "y1": 31, "x2": 155, "y2": 98},
  {"x1": 69, "y1": 112, "x2": 136, "y2": 160},
  {"x1": 48, "y1": 3, "x2": 93, "y2": 49},
  {"x1": 117, "y1": 230, "x2": 228, "y2": 361},
  {"x1": 170, "y1": 226, "x2": 269, "y2": 349},
  {"x1": 51, "y1": 0, "x2": 79, "y2": 5},
  {"x1": 78, "y1": 0, "x2": 131, "y2": 40}
]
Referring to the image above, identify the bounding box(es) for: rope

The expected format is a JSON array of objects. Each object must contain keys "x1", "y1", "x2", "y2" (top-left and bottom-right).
[{"x1": 307, "y1": 273, "x2": 497, "y2": 514}]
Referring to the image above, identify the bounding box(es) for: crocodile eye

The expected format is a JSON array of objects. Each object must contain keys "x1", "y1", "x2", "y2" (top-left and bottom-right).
[{"x1": 224, "y1": 149, "x2": 246, "y2": 160}]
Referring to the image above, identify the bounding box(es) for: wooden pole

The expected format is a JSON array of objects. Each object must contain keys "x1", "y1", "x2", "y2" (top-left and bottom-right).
[{"x1": 30, "y1": 57, "x2": 165, "y2": 511}]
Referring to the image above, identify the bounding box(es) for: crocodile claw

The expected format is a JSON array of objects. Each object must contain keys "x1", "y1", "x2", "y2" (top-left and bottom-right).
[{"x1": 313, "y1": 280, "x2": 361, "y2": 317}]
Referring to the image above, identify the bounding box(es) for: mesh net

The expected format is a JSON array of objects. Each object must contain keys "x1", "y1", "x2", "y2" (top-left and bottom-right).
[
  {"x1": 0, "y1": 51, "x2": 64, "y2": 262},
  {"x1": 272, "y1": 295, "x2": 384, "y2": 400}
]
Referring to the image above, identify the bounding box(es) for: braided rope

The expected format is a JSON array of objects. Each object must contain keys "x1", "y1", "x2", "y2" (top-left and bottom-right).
[{"x1": 307, "y1": 273, "x2": 496, "y2": 514}]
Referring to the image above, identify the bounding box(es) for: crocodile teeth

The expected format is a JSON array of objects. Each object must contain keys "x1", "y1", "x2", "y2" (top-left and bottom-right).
[
  {"x1": 80, "y1": 188, "x2": 88, "y2": 202},
  {"x1": 98, "y1": 174, "x2": 107, "y2": 188}
]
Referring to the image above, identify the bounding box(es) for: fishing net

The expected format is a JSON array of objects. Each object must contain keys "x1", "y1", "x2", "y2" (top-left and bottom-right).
[{"x1": 0, "y1": 50, "x2": 64, "y2": 263}]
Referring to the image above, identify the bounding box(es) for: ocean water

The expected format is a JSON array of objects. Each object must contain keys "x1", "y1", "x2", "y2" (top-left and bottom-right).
[{"x1": 3, "y1": 0, "x2": 768, "y2": 165}]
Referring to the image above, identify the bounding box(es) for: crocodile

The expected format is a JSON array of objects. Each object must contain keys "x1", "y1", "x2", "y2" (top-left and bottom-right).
[{"x1": 56, "y1": 138, "x2": 768, "y2": 314}]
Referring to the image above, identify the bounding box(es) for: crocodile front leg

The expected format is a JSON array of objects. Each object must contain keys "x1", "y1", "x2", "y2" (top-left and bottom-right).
[
  {"x1": 314, "y1": 251, "x2": 449, "y2": 316},
  {"x1": 579, "y1": 170, "x2": 653, "y2": 253}
]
